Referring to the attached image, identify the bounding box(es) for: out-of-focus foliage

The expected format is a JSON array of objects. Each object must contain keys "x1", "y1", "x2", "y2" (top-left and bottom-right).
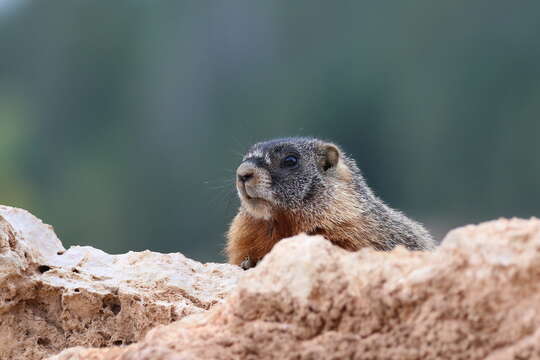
[{"x1": 0, "y1": 1, "x2": 539, "y2": 261}]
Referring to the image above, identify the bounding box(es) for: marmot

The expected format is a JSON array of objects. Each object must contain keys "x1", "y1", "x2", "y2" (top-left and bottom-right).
[{"x1": 226, "y1": 137, "x2": 434, "y2": 269}]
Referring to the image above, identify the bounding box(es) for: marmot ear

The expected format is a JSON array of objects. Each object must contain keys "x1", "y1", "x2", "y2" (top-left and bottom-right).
[{"x1": 319, "y1": 143, "x2": 340, "y2": 171}]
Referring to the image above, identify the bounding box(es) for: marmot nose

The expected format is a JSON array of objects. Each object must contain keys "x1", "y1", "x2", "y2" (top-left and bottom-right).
[
  {"x1": 237, "y1": 162, "x2": 256, "y2": 184},
  {"x1": 238, "y1": 171, "x2": 254, "y2": 183}
]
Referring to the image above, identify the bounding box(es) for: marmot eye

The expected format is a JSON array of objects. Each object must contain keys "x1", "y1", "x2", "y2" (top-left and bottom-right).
[{"x1": 282, "y1": 155, "x2": 298, "y2": 168}]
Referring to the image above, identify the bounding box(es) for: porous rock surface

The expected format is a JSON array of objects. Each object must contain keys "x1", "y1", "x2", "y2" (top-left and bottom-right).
[
  {"x1": 49, "y1": 217, "x2": 540, "y2": 360},
  {"x1": 0, "y1": 205, "x2": 242, "y2": 360}
]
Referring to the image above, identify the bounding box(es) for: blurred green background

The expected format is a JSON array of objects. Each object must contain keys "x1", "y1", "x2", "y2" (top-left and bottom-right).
[{"x1": 1, "y1": 1, "x2": 539, "y2": 262}]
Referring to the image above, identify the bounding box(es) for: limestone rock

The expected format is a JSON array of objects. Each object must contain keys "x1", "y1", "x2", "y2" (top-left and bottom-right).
[
  {"x1": 0, "y1": 205, "x2": 243, "y2": 360},
  {"x1": 49, "y1": 217, "x2": 540, "y2": 360}
]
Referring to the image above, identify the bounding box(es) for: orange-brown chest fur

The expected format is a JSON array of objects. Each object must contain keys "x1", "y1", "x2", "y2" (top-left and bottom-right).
[{"x1": 226, "y1": 205, "x2": 374, "y2": 265}]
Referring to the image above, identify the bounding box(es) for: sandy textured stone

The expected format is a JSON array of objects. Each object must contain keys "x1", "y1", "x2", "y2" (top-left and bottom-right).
[
  {"x1": 49, "y1": 217, "x2": 540, "y2": 360},
  {"x1": 0, "y1": 206, "x2": 242, "y2": 360}
]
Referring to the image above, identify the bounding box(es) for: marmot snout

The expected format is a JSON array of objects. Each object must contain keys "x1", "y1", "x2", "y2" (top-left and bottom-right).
[
  {"x1": 235, "y1": 161, "x2": 275, "y2": 220},
  {"x1": 227, "y1": 137, "x2": 435, "y2": 269}
]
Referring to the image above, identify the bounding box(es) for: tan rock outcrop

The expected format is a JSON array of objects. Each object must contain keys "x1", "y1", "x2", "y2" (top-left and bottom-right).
[
  {"x1": 0, "y1": 206, "x2": 243, "y2": 360},
  {"x1": 3, "y1": 204, "x2": 540, "y2": 360},
  {"x1": 50, "y1": 217, "x2": 540, "y2": 360}
]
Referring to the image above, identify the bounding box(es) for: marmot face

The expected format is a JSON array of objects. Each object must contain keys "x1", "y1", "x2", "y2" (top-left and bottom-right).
[{"x1": 236, "y1": 137, "x2": 340, "y2": 219}]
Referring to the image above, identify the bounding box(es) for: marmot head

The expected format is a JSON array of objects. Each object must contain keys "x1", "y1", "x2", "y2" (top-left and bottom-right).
[{"x1": 235, "y1": 137, "x2": 352, "y2": 219}]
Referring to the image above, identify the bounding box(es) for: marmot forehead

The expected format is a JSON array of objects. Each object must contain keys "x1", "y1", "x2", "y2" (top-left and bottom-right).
[{"x1": 243, "y1": 137, "x2": 319, "y2": 162}]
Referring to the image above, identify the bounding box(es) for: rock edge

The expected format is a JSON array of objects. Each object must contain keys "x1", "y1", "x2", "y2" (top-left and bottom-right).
[{"x1": 0, "y1": 205, "x2": 242, "y2": 360}]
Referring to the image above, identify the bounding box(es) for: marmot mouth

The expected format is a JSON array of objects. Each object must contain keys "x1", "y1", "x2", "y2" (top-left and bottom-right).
[
  {"x1": 238, "y1": 183, "x2": 271, "y2": 204},
  {"x1": 243, "y1": 191, "x2": 265, "y2": 203}
]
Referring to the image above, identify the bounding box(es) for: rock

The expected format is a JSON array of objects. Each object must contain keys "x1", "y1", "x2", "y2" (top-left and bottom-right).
[
  {"x1": 3, "y1": 205, "x2": 540, "y2": 360},
  {"x1": 49, "y1": 217, "x2": 540, "y2": 360},
  {"x1": 0, "y1": 205, "x2": 243, "y2": 360}
]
